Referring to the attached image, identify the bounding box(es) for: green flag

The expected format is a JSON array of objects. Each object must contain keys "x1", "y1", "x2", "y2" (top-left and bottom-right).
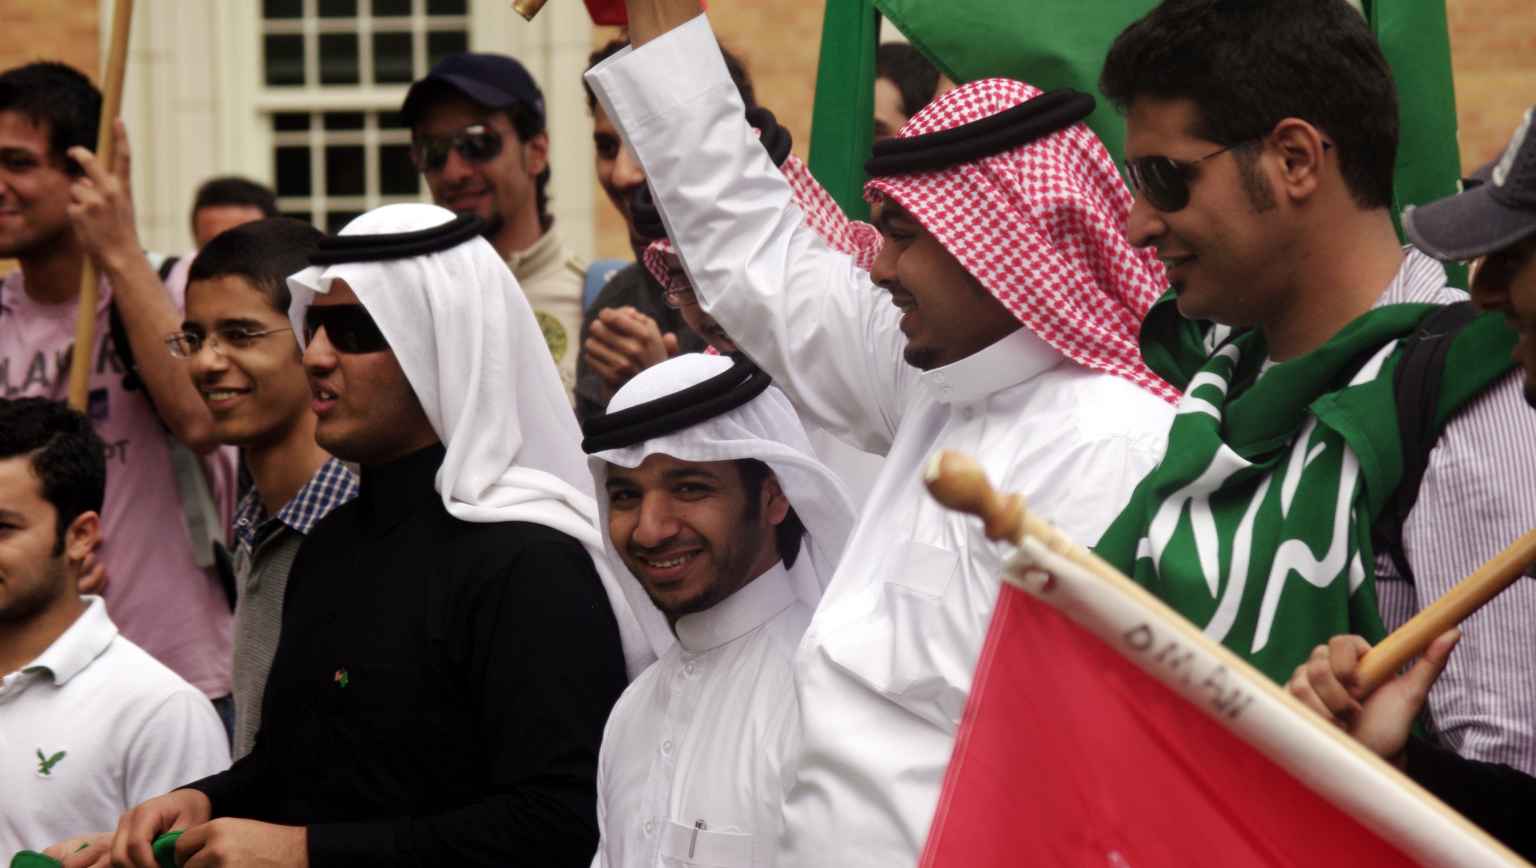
[{"x1": 809, "y1": 0, "x2": 1462, "y2": 253}]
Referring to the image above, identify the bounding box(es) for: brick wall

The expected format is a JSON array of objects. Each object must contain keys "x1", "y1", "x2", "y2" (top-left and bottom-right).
[
  {"x1": 0, "y1": 0, "x2": 99, "y2": 86},
  {"x1": 1447, "y1": 0, "x2": 1536, "y2": 171},
  {"x1": 588, "y1": 1, "x2": 826, "y2": 260}
]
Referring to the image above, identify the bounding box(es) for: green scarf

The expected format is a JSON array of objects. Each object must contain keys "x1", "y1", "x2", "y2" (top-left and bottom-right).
[{"x1": 1095, "y1": 295, "x2": 1516, "y2": 683}]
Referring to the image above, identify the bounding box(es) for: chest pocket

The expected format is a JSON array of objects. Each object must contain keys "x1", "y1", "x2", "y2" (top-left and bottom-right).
[
  {"x1": 816, "y1": 540, "x2": 968, "y2": 733},
  {"x1": 658, "y1": 820, "x2": 754, "y2": 867}
]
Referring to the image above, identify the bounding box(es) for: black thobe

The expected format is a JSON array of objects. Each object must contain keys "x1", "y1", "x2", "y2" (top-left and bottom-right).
[{"x1": 188, "y1": 443, "x2": 627, "y2": 866}]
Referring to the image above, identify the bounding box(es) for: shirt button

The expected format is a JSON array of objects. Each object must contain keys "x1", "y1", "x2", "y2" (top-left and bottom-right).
[
  {"x1": 643, "y1": 819, "x2": 656, "y2": 837},
  {"x1": 661, "y1": 739, "x2": 674, "y2": 756},
  {"x1": 960, "y1": 407, "x2": 975, "y2": 421},
  {"x1": 684, "y1": 662, "x2": 697, "y2": 676}
]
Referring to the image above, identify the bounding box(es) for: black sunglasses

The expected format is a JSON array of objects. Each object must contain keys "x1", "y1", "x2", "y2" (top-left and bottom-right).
[
  {"x1": 1124, "y1": 141, "x2": 1251, "y2": 213},
  {"x1": 410, "y1": 124, "x2": 504, "y2": 173},
  {"x1": 304, "y1": 304, "x2": 390, "y2": 354}
]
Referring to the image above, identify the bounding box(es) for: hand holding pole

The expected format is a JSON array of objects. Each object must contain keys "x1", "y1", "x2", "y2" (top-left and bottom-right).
[{"x1": 67, "y1": 0, "x2": 135, "y2": 410}]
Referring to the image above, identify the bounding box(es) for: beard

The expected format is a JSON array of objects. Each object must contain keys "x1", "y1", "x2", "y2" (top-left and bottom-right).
[{"x1": 0, "y1": 555, "x2": 71, "y2": 624}]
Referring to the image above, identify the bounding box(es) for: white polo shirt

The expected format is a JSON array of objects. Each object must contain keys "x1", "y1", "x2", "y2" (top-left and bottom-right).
[{"x1": 0, "y1": 596, "x2": 230, "y2": 854}]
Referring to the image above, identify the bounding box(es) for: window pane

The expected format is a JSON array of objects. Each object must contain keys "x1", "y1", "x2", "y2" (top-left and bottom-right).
[
  {"x1": 374, "y1": 0, "x2": 412, "y2": 14},
  {"x1": 264, "y1": 34, "x2": 305, "y2": 86},
  {"x1": 373, "y1": 32, "x2": 414, "y2": 84},
  {"x1": 327, "y1": 211, "x2": 364, "y2": 234},
  {"x1": 318, "y1": 33, "x2": 361, "y2": 85},
  {"x1": 275, "y1": 146, "x2": 312, "y2": 197},
  {"x1": 273, "y1": 112, "x2": 311, "y2": 132},
  {"x1": 379, "y1": 111, "x2": 408, "y2": 130},
  {"x1": 326, "y1": 145, "x2": 367, "y2": 196},
  {"x1": 426, "y1": 31, "x2": 468, "y2": 69},
  {"x1": 427, "y1": 0, "x2": 467, "y2": 13},
  {"x1": 379, "y1": 144, "x2": 419, "y2": 195},
  {"x1": 263, "y1": 0, "x2": 303, "y2": 18},
  {"x1": 317, "y1": 0, "x2": 357, "y2": 16},
  {"x1": 324, "y1": 112, "x2": 365, "y2": 130}
]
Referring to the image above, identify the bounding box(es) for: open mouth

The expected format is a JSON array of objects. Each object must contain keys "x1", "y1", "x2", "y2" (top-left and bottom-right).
[
  {"x1": 633, "y1": 548, "x2": 703, "y2": 580},
  {"x1": 311, "y1": 383, "x2": 339, "y2": 414},
  {"x1": 200, "y1": 387, "x2": 249, "y2": 408}
]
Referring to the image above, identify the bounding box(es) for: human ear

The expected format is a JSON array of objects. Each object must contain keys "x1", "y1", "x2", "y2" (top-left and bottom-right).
[
  {"x1": 1269, "y1": 118, "x2": 1327, "y2": 203},
  {"x1": 63, "y1": 511, "x2": 101, "y2": 564},
  {"x1": 761, "y1": 474, "x2": 790, "y2": 527},
  {"x1": 524, "y1": 131, "x2": 551, "y2": 177}
]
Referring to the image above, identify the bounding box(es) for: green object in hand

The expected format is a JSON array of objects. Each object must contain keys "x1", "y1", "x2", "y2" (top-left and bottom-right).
[
  {"x1": 8, "y1": 851, "x2": 62, "y2": 868},
  {"x1": 151, "y1": 831, "x2": 182, "y2": 868}
]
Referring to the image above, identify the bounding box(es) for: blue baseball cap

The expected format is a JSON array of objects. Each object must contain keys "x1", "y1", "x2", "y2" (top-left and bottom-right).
[{"x1": 401, "y1": 52, "x2": 545, "y2": 128}]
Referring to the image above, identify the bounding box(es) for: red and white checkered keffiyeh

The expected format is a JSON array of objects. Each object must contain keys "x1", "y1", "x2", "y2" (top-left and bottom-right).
[
  {"x1": 865, "y1": 78, "x2": 1179, "y2": 403},
  {"x1": 643, "y1": 152, "x2": 882, "y2": 287}
]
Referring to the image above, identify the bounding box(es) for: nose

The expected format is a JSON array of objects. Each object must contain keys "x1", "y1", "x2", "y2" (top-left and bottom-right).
[
  {"x1": 612, "y1": 143, "x2": 647, "y2": 192},
  {"x1": 1125, "y1": 193, "x2": 1166, "y2": 249},
  {"x1": 302, "y1": 325, "x2": 338, "y2": 376},
  {"x1": 438, "y1": 146, "x2": 475, "y2": 184},
  {"x1": 631, "y1": 492, "x2": 681, "y2": 550},
  {"x1": 869, "y1": 237, "x2": 899, "y2": 290},
  {"x1": 188, "y1": 338, "x2": 230, "y2": 379}
]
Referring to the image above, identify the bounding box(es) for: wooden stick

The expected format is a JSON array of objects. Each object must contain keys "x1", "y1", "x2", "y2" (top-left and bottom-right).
[
  {"x1": 67, "y1": 0, "x2": 135, "y2": 410},
  {"x1": 1356, "y1": 527, "x2": 1536, "y2": 692},
  {"x1": 927, "y1": 448, "x2": 1536, "y2": 698},
  {"x1": 512, "y1": 0, "x2": 551, "y2": 20},
  {"x1": 924, "y1": 450, "x2": 1131, "y2": 588}
]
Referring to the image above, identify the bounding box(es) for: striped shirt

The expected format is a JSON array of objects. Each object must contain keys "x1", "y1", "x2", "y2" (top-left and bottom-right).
[{"x1": 1372, "y1": 248, "x2": 1536, "y2": 774}]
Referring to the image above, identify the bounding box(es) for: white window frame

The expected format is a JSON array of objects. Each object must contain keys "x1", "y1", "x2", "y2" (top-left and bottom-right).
[{"x1": 118, "y1": 0, "x2": 596, "y2": 260}]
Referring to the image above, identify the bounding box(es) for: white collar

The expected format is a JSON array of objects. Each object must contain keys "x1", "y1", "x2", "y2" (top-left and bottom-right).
[
  {"x1": 674, "y1": 562, "x2": 797, "y2": 654},
  {"x1": 919, "y1": 326, "x2": 1064, "y2": 405},
  {"x1": 21, "y1": 597, "x2": 115, "y2": 686}
]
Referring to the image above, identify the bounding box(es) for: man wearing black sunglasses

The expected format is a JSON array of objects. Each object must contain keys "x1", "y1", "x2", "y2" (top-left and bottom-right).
[
  {"x1": 110, "y1": 206, "x2": 637, "y2": 868},
  {"x1": 402, "y1": 53, "x2": 586, "y2": 398},
  {"x1": 1094, "y1": 0, "x2": 1536, "y2": 778}
]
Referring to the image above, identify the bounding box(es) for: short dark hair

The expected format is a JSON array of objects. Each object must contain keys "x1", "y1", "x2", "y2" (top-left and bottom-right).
[
  {"x1": 584, "y1": 39, "x2": 756, "y2": 113},
  {"x1": 187, "y1": 217, "x2": 325, "y2": 314},
  {"x1": 0, "y1": 398, "x2": 106, "y2": 554},
  {"x1": 0, "y1": 62, "x2": 102, "y2": 169},
  {"x1": 876, "y1": 43, "x2": 942, "y2": 119},
  {"x1": 1100, "y1": 0, "x2": 1398, "y2": 210},
  {"x1": 192, "y1": 176, "x2": 280, "y2": 224},
  {"x1": 739, "y1": 459, "x2": 804, "y2": 569}
]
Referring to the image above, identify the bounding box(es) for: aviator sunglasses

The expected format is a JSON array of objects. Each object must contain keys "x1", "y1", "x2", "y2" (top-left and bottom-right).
[
  {"x1": 304, "y1": 304, "x2": 391, "y2": 354},
  {"x1": 1124, "y1": 141, "x2": 1251, "y2": 213},
  {"x1": 410, "y1": 124, "x2": 504, "y2": 173}
]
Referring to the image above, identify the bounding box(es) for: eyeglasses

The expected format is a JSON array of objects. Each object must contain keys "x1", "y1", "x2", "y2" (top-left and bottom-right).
[
  {"x1": 303, "y1": 304, "x2": 391, "y2": 354},
  {"x1": 1124, "y1": 141, "x2": 1254, "y2": 213},
  {"x1": 165, "y1": 325, "x2": 293, "y2": 359},
  {"x1": 410, "y1": 124, "x2": 503, "y2": 173}
]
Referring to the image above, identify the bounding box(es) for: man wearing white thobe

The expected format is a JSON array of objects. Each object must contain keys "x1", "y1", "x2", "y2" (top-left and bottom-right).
[
  {"x1": 585, "y1": 353, "x2": 855, "y2": 868},
  {"x1": 587, "y1": 7, "x2": 1179, "y2": 864}
]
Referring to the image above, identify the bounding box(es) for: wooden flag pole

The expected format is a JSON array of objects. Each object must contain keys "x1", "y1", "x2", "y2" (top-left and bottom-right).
[
  {"x1": 924, "y1": 449, "x2": 1129, "y2": 587},
  {"x1": 1356, "y1": 527, "x2": 1536, "y2": 692},
  {"x1": 512, "y1": 0, "x2": 550, "y2": 20},
  {"x1": 66, "y1": 0, "x2": 135, "y2": 411},
  {"x1": 927, "y1": 449, "x2": 1536, "y2": 698}
]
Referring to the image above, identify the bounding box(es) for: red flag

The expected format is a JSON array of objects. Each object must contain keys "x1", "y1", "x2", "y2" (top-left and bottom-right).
[{"x1": 919, "y1": 539, "x2": 1520, "y2": 868}]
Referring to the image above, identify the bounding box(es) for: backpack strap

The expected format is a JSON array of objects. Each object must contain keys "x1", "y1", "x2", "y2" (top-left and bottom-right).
[{"x1": 1375, "y1": 301, "x2": 1480, "y2": 584}]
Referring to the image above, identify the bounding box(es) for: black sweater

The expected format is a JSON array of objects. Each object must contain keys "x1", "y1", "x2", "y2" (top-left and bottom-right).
[{"x1": 189, "y1": 443, "x2": 627, "y2": 866}]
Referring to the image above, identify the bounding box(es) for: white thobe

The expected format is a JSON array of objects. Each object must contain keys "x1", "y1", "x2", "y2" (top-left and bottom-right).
[
  {"x1": 595, "y1": 564, "x2": 808, "y2": 868},
  {"x1": 588, "y1": 17, "x2": 1176, "y2": 866}
]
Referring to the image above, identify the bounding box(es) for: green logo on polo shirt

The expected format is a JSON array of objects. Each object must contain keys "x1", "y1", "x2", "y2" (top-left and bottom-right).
[{"x1": 35, "y1": 748, "x2": 66, "y2": 776}]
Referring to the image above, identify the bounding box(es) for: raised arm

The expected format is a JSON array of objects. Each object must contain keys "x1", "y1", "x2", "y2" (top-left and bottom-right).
[
  {"x1": 66, "y1": 122, "x2": 219, "y2": 453},
  {"x1": 585, "y1": 12, "x2": 914, "y2": 454}
]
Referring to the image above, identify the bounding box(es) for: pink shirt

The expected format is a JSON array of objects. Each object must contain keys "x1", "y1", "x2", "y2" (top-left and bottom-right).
[{"x1": 0, "y1": 269, "x2": 235, "y2": 698}]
